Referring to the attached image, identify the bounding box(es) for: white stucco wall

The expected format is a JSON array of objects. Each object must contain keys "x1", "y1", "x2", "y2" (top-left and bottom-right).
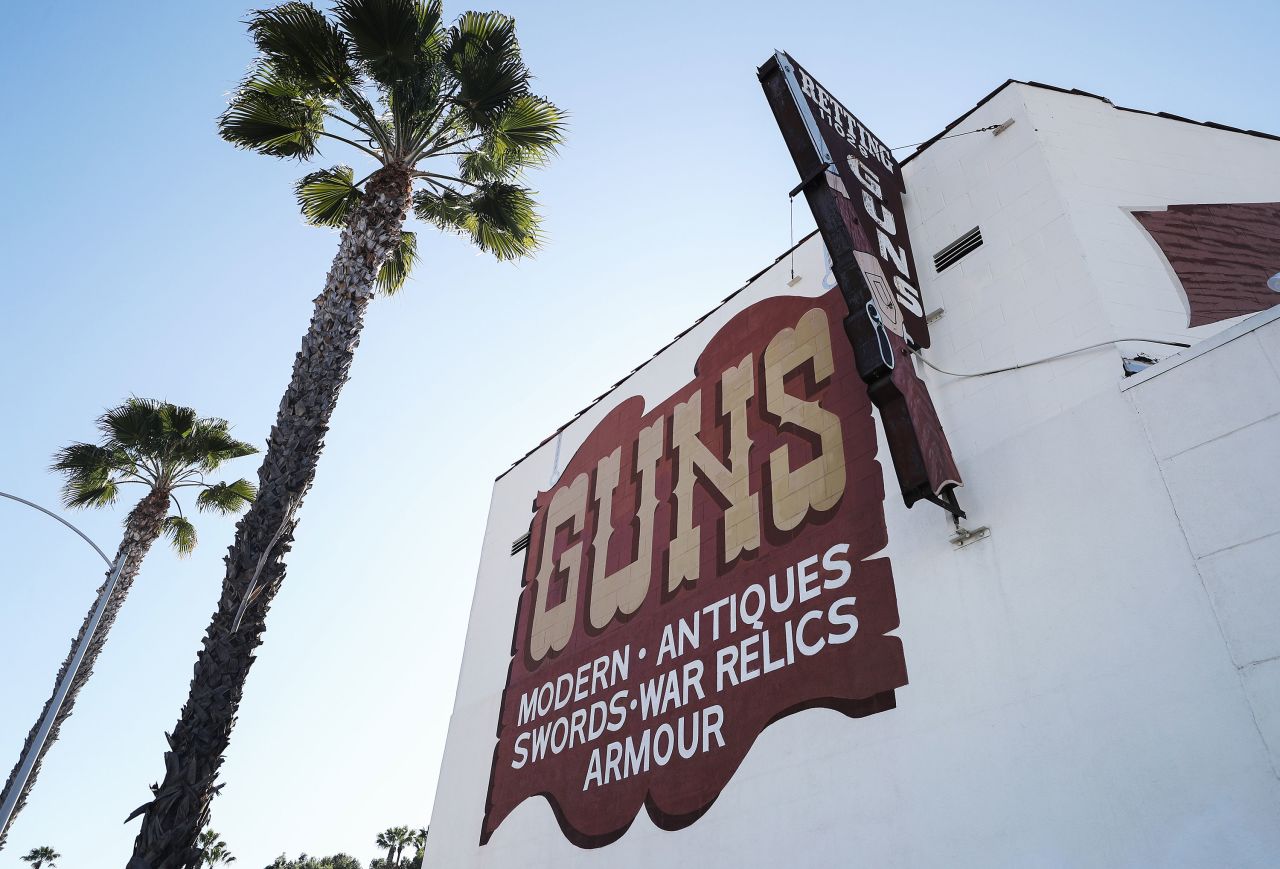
[
  {"x1": 1123, "y1": 308, "x2": 1280, "y2": 778},
  {"x1": 423, "y1": 86, "x2": 1280, "y2": 867},
  {"x1": 1025, "y1": 87, "x2": 1280, "y2": 348}
]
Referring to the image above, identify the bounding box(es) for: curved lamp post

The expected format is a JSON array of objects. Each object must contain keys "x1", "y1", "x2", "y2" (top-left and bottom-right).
[{"x1": 0, "y1": 490, "x2": 129, "y2": 848}]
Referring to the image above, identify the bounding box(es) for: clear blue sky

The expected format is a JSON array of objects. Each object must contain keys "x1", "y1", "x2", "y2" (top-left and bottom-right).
[{"x1": 1, "y1": 0, "x2": 1276, "y2": 864}]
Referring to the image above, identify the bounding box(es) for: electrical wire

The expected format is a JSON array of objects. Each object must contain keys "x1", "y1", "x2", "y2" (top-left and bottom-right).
[
  {"x1": 789, "y1": 194, "x2": 795, "y2": 280},
  {"x1": 908, "y1": 338, "x2": 1192, "y2": 378},
  {"x1": 891, "y1": 125, "x2": 1001, "y2": 152}
]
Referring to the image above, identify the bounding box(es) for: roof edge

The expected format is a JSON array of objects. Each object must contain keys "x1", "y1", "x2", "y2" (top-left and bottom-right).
[{"x1": 900, "y1": 79, "x2": 1280, "y2": 167}]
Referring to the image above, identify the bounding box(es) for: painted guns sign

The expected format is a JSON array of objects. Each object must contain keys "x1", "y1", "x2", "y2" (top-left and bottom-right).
[{"x1": 482, "y1": 290, "x2": 907, "y2": 847}]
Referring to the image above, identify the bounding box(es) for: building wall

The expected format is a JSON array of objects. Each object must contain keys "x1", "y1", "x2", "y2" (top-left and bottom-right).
[
  {"x1": 1024, "y1": 87, "x2": 1280, "y2": 346},
  {"x1": 423, "y1": 89, "x2": 1280, "y2": 867},
  {"x1": 899, "y1": 83, "x2": 1120, "y2": 463},
  {"x1": 899, "y1": 83, "x2": 1280, "y2": 458},
  {"x1": 1123, "y1": 308, "x2": 1280, "y2": 776}
]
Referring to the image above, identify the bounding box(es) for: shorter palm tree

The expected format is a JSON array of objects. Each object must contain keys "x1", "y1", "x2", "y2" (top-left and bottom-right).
[
  {"x1": 374, "y1": 827, "x2": 413, "y2": 867},
  {"x1": 20, "y1": 846, "x2": 60, "y2": 868},
  {"x1": 404, "y1": 828, "x2": 427, "y2": 869},
  {"x1": 0, "y1": 400, "x2": 256, "y2": 847},
  {"x1": 197, "y1": 828, "x2": 236, "y2": 866}
]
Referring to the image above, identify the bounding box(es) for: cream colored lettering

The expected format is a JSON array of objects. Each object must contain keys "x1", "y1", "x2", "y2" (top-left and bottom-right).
[
  {"x1": 588, "y1": 417, "x2": 664, "y2": 630},
  {"x1": 669, "y1": 356, "x2": 760, "y2": 590},
  {"x1": 528, "y1": 306, "x2": 850, "y2": 660},
  {"x1": 764, "y1": 308, "x2": 846, "y2": 532},
  {"x1": 529, "y1": 472, "x2": 589, "y2": 661}
]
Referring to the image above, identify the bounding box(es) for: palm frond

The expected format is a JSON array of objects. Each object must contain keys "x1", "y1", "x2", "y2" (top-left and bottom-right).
[
  {"x1": 219, "y1": 67, "x2": 327, "y2": 160},
  {"x1": 466, "y1": 182, "x2": 540, "y2": 260},
  {"x1": 456, "y1": 98, "x2": 564, "y2": 183},
  {"x1": 376, "y1": 229, "x2": 418, "y2": 294},
  {"x1": 66, "y1": 481, "x2": 120, "y2": 509},
  {"x1": 490, "y1": 95, "x2": 564, "y2": 157},
  {"x1": 296, "y1": 165, "x2": 361, "y2": 227},
  {"x1": 446, "y1": 10, "x2": 520, "y2": 61},
  {"x1": 457, "y1": 141, "x2": 516, "y2": 182},
  {"x1": 445, "y1": 12, "x2": 529, "y2": 126},
  {"x1": 181, "y1": 422, "x2": 258, "y2": 472},
  {"x1": 99, "y1": 398, "x2": 166, "y2": 455},
  {"x1": 247, "y1": 2, "x2": 355, "y2": 97},
  {"x1": 52, "y1": 442, "x2": 120, "y2": 485},
  {"x1": 196, "y1": 479, "x2": 258, "y2": 515},
  {"x1": 334, "y1": 0, "x2": 442, "y2": 86},
  {"x1": 162, "y1": 515, "x2": 198, "y2": 557},
  {"x1": 53, "y1": 441, "x2": 126, "y2": 508},
  {"x1": 88, "y1": 398, "x2": 256, "y2": 482},
  {"x1": 162, "y1": 403, "x2": 199, "y2": 439},
  {"x1": 413, "y1": 185, "x2": 468, "y2": 226},
  {"x1": 414, "y1": 182, "x2": 539, "y2": 261}
]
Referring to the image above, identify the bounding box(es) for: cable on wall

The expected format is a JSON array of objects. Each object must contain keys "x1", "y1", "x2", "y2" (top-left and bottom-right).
[
  {"x1": 789, "y1": 193, "x2": 795, "y2": 281},
  {"x1": 907, "y1": 338, "x2": 1192, "y2": 379},
  {"x1": 890, "y1": 124, "x2": 1001, "y2": 152}
]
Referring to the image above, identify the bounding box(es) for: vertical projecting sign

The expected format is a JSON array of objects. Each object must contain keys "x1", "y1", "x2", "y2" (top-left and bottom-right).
[{"x1": 759, "y1": 52, "x2": 962, "y2": 513}]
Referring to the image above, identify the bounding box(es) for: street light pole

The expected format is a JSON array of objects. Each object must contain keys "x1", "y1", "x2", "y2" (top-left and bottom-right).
[
  {"x1": 0, "y1": 490, "x2": 129, "y2": 849},
  {"x1": 0, "y1": 491, "x2": 113, "y2": 568}
]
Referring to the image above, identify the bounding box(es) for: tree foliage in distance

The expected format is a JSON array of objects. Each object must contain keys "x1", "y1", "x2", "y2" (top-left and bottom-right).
[
  {"x1": 369, "y1": 824, "x2": 426, "y2": 869},
  {"x1": 252, "y1": 821, "x2": 428, "y2": 869},
  {"x1": 198, "y1": 828, "x2": 237, "y2": 866},
  {"x1": 265, "y1": 854, "x2": 364, "y2": 869},
  {"x1": 373, "y1": 826, "x2": 412, "y2": 868},
  {"x1": 20, "y1": 846, "x2": 61, "y2": 869}
]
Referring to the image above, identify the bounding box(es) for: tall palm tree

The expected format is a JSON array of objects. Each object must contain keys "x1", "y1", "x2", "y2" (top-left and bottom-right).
[
  {"x1": 374, "y1": 826, "x2": 413, "y2": 867},
  {"x1": 20, "y1": 845, "x2": 61, "y2": 868},
  {"x1": 0, "y1": 400, "x2": 255, "y2": 850},
  {"x1": 197, "y1": 829, "x2": 236, "y2": 866},
  {"x1": 125, "y1": 3, "x2": 562, "y2": 865}
]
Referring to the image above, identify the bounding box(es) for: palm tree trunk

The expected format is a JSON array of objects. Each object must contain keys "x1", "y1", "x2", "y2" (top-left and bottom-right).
[
  {"x1": 125, "y1": 165, "x2": 413, "y2": 869},
  {"x1": 0, "y1": 488, "x2": 170, "y2": 851}
]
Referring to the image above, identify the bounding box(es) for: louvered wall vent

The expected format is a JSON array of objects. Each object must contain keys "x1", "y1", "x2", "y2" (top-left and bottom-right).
[
  {"x1": 511, "y1": 532, "x2": 530, "y2": 556},
  {"x1": 933, "y1": 226, "x2": 983, "y2": 273}
]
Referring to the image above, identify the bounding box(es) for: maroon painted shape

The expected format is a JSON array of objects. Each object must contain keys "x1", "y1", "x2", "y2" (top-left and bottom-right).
[
  {"x1": 482, "y1": 291, "x2": 906, "y2": 847},
  {"x1": 1134, "y1": 202, "x2": 1280, "y2": 327}
]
